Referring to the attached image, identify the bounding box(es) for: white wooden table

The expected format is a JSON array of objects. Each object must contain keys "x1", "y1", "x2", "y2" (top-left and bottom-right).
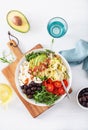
[{"x1": 0, "y1": 0, "x2": 88, "y2": 129}]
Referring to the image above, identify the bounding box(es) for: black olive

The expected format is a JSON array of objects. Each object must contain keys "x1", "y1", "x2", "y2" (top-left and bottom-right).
[
  {"x1": 81, "y1": 96, "x2": 86, "y2": 102},
  {"x1": 78, "y1": 97, "x2": 82, "y2": 103},
  {"x1": 36, "y1": 83, "x2": 42, "y2": 87},
  {"x1": 20, "y1": 80, "x2": 42, "y2": 99},
  {"x1": 37, "y1": 87, "x2": 42, "y2": 91},
  {"x1": 86, "y1": 96, "x2": 88, "y2": 100},
  {"x1": 82, "y1": 89, "x2": 86, "y2": 93},
  {"x1": 31, "y1": 91, "x2": 35, "y2": 95},
  {"x1": 26, "y1": 89, "x2": 31, "y2": 95},
  {"x1": 30, "y1": 81, "x2": 35, "y2": 85},
  {"x1": 84, "y1": 92, "x2": 88, "y2": 96},
  {"x1": 85, "y1": 88, "x2": 88, "y2": 92},
  {"x1": 86, "y1": 102, "x2": 88, "y2": 107},
  {"x1": 24, "y1": 85, "x2": 28, "y2": 90},
  {"x1": 33, "y1": 87, "x2": 37, "y2": 90},
  {"x1": 31, "y1": 87, "x2": 37, "y2": 91},
  {"x1": 27, "y1": 94, "x2": 33, "y2": 99},
  {"x1": 78, "y1": 88, "x2": 88, "y2": 108},
  {"x1": 78, "y1": 94, "x2": 82, "y2": 99},
  {"x1": 81, "y1": 102, "x2": 86, "y2": 107},
  {"x1": 28, "y1": 84, "x2": 33, "y2": 88},
  {"x1": 20, "y1": 85, "x2": 24, "y2": 89}
]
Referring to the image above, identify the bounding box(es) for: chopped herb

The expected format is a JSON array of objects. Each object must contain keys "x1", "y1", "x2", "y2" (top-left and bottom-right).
[
  {"x1": 0, "y1": 51, "x2": 15, "y2": 64},
  {"x1": 45, "y1": 49, "x2": 54, "y2": 54},
  {"x1": 51, "y1": 38, "x2": 54, "y2": 44},
  {"x1": 25, "y1": 49, "x2": 54, "y2": 62},
  {"x1": 0, "y1": 57, "x2": 11, "y2": 63}
]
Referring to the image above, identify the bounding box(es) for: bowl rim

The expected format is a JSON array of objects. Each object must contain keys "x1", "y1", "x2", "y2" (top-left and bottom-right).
[
  {"x1": 15, "y1": 48, "x2": 72, "y2": 106},
  {"x1": 76, "y1": 87, "x2": 88, "y2": 110},
  {"x1": 47, "y1": 17, "x2": 68, "y2": 38}
]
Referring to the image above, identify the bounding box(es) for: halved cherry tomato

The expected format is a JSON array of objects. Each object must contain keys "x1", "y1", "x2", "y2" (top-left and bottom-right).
[
  {"x1": 42, "y1": 80, "x2": 47, "y2": 86},
  {"x1": 42, "y1": 78, "x2": 67, "y2": 95},
  {"x1": 58, "y1": 88, "x2": 65, "y2": 95},
  {"x1": 46, "y1": 84, "x2": 54, "y2": 92},
  {"x1": 42, "y1": 78, "x2": 54, "y2": 92},
  {"x1": 53, "y1": 81, "x2": 62, "y2": 88},
  {"x1": 53, "y1": 88, "x2": 58, "y2": 95},
  {"x1": 63, "y1": 79, "x2": 68, "y2": 87},
  {"x1": 43, "y1": 78, "x2": 52, "y2": 86},
  {"x1": 46, "y1": 78, "x2": 52, "y2": 84}
]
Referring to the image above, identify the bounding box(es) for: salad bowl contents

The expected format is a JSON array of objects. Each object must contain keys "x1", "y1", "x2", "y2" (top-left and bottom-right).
[{"x1": 15, "y1": 49, "x2": 72, "y2": 106}]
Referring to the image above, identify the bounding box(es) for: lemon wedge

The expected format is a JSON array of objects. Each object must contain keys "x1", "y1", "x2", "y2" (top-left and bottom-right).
[{"x1": 0, "y1": 83, "x2": 12, "y2": 104}]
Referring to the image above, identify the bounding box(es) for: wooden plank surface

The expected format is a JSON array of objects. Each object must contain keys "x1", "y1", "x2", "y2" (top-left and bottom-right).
[{"x1": 2, "y1": 40, "x2": 49, "y2": 118}]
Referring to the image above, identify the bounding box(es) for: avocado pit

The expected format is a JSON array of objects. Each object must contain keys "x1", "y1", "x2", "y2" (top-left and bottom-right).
[{"x1": 12, "y1": 16, "x2": 22, "y2": 26}]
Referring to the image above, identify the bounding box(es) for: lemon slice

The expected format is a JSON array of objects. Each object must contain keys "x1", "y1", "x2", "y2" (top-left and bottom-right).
[{"x1": 0, "y1": 83, "x2": 12, "y2": 104}]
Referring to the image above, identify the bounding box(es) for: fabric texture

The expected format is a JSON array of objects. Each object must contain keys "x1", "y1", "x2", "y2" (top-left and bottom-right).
[{"x1": 59, "y1": 39, "x2": 88, "y2": 72}]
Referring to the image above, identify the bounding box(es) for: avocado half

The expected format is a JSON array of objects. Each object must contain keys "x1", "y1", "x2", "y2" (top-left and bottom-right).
[{"x1": 6, "y1": 10, "x2": 30, "y2": 33}]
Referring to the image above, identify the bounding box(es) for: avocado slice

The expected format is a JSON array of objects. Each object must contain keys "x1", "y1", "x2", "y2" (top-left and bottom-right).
[
  {"x1": 29, "y1": 54, "x2": 47, "y2": 69},
  {"x1": 34, "y1": 54, "x2": 47, "y2": 66},
  {"x1": 6, "y1": 10, "x2": 30, "y2": 33}
]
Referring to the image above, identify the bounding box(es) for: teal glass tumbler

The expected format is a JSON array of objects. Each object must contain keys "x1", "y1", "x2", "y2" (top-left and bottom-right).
[{"x1": 47, "y1": 17, "x2": 68, "y2": 38}]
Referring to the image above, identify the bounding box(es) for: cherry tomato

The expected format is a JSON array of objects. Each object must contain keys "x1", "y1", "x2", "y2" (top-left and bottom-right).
[
  {"x1": 46, "y1": 84, "x2": 54, "y2": 92},
  {"x1": 53, "y1": 81, "x2": 62, "y2": 88},
  {"x1": 42, "y1": 79, "x2": 51, "y2": 86},
  {"x1": 53, "y1": 88, "x2": 58, "y2": 95},
  {"x1": 46, "y1": 78, "x2": 52, "y2": 84},
  {"x1": 42, "y1": 80, "x2": 47, "y2": 86},
  {"x1": 63, "y1": 80, "x2": 68, "y2": 87},
  {"x1": 58, "y1": 88, "x2": 65, "y2": 95},
  {"x1": 42, "y1": 78, "x2": 67, "y2": 95}
]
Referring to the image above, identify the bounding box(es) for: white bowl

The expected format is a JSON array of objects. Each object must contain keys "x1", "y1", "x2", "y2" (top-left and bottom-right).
[
  {"x1": 15, "y1": 48, "x2": 72, "y2": 106},
  {"x1": 77, "y1": 87, "x2": 88, "y2": 110}
]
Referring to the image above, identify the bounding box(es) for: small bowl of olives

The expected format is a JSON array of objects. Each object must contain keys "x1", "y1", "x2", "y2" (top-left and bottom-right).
[{"x1": 77, "y1": 87, "x2": 88, "y2": 110}]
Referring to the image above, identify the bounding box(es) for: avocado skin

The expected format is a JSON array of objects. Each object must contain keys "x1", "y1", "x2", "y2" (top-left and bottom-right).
[{"x1": 6, "y1": 10, "x2": 30, "y2": 33}]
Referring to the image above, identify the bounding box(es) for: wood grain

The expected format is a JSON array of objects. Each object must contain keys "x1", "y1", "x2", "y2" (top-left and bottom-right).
[{"x1": 2, "y1": 40, "x2": 49, "y2": 118}]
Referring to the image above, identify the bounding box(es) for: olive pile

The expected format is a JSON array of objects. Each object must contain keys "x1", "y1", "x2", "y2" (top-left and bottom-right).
[
  {"x1": 78, "y1": 88, "x2": 88, "y2": 108},
  {"x1": 20, "y1": 81, "x2": 42, "y2": 99}
]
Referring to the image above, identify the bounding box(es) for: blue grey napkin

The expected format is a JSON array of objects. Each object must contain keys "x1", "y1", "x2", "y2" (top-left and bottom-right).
[{"x1": 59, "y1": 39, "x2": 88, "y2": 72}]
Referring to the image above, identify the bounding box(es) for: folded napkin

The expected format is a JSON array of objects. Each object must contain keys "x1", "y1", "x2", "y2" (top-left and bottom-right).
[{"x1": 59, "y1": 39, "x2": 88, "y2": 72}]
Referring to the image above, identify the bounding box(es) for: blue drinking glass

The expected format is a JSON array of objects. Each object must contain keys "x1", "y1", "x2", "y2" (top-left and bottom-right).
[{"x1": 47, "y1": 17, "x2": 68, "y2": 38}]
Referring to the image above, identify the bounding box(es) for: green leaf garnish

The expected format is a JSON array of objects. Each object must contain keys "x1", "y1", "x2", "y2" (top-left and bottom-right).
[
  {"x1": 33, "y1": 86, "x2": 60, "y2": 106},
  {"x1": 0, "y1": 51, "x2": 15, "y2": 64}
]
